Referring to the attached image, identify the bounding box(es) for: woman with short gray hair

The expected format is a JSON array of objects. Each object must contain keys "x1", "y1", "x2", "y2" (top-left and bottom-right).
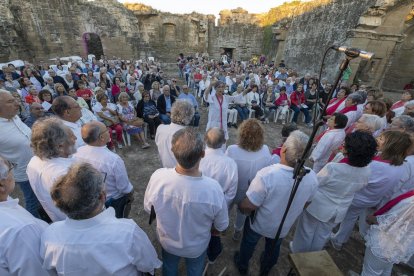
[{"x1": 170, "y1": 100, "x2": 195, "y2": 126}]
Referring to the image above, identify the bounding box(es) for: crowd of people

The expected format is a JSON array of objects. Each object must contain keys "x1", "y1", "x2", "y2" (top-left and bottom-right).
[{"x1": 1, "y1": 54, "x2": 414, "y2": 276}]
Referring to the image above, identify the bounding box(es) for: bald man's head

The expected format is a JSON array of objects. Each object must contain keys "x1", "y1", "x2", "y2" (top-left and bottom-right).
[
  {"x1": 205, "y1": 127, "x2": 225, "y2": 149},
  {"x1": 81, "y1": 121, "x2": 109, "y2": 146}
]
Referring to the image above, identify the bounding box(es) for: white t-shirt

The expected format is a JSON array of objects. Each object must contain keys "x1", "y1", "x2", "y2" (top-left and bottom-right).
[
  {"x1": 92, "y1": 102, "x2": 117, "y2": 122},
  {"x1": 246, "y1": 163, "x2": 318, "y2": 238},
  {"x1": 144, "y1": 168, "x2": 229, "y2": 258},
  {"x1": 41, "y1": 208, "x2": 161, "y2": 275}
]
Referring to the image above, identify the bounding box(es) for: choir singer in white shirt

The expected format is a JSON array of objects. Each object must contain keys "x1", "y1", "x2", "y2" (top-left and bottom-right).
[
  {"x1": 145, "y1": 128, "x2": 229, "y2": 275},
  {"x1": 199, "y1": 127, "x2": 238, "y2": 264},
  {"x1": 41, "y1": 162, "x2": 162, "y2": 276},
  {"x1": 234, "y1": 130, "x2": 318, "y2": 275},
  {"x1": 74, "y1": 121, "x2": 134, "y2": 218},
  {"x1": 291, "y1": 131, "x2": 377, "y2": 253},
  {"x1": 0, "y1": 155, "x2": 49, "y2": 276},
  {"x1": 27, "y1": 117, "x2": 77, "y2": 222}
]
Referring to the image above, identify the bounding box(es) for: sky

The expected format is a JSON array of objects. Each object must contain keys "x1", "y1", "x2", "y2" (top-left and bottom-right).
[{"x1": 118, "y1": 0, "x2": 294, "y2": 18}]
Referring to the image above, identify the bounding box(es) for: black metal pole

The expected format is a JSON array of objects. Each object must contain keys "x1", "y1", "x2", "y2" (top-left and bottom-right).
[{"x1": 262, "y1": 56, "x2": 354, "y2": 274}]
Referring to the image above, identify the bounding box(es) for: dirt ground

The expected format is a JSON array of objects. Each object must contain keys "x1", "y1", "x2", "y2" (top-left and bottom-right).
[{"x1": 11, "y1": 83, "x2": 412, "y2": 276}]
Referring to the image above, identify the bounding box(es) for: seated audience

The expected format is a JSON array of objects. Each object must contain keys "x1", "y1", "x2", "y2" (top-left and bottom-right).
[
  {"x1": 24, "y1": 103, "x2": 45, "y2": 128},
  {"x1": 117, "y1": 92, "x2": 149, "y2": 149},
  {"x1": 136, "y1": 90, "x2": 161, "y2": 139},
  {"x1": 93, "y1": 93, "x2": 123, "y2": 149},
  {"x1": 157, "y1": 85, "x2": 176, "y2": 124},
  {"x1": 290, "y1": 83, "x2": 312, "y2": 127}
]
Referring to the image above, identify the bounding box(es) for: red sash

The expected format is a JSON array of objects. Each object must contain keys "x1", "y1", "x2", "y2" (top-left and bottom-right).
[
  {"x1": 339, "y1": 104, "x2": 357, "y2": 114},
  {"x1": 372, "y1": 156, "x2": 391, "y2": 164},
  {"x1": 390, "y1": 101, "x2": 405, "y2": 111},
  {"x1": 216, "y1": 94, "x2": 223, "y2": 129},
  {"x1": 338, "y1": 157, "x2": 349, "y2": 164},
  {"x1": 314, "y1": 129, "x2": 330, "y2": 143},
  {"x1": 326, "y1": 98, "x2": 345, "y2": 116},
  {"x1": 374, "y1": 190, "x2": 414, "y2": 216}
]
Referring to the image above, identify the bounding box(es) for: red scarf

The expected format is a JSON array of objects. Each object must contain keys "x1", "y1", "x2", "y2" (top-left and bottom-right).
[
  {"x1": 372, "y1": 156, "x2": 391, "y2": 164},
  {"x1": 339, "y1": 104, "x2": 357, "y2": 114},
  {"x1": 374, "y1": 190, "x2": 414, "y2": 216},
  {"x1": 216, "y1": 94, "x2": 224, "y2": 129},
  {"x1": 390, "y1": 101, "x2": 405, "y2": 111},
  {"x1": 338, "y1": 157, "x2": 349, "y2": 164},
  {"x1": 314, "y1": 128, "x2": 330, "y2": 143},
  {"x1": 326, "y1": 98, "x2": 346, "y2": 116}
]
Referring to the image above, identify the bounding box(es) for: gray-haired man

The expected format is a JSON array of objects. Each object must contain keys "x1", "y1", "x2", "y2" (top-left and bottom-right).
[
  {"x1": 41, "y1": 162, "x2": 162, "y2": 275},
  {"x1": 74, "y1": 121, "x2": 134, "y2": 218}
]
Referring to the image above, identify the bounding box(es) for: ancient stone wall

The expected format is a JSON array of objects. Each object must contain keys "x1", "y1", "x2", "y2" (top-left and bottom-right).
[
  {"x1": 0, "y1": 0, "x2": 264, "y2": 64},
  {"x1": 280, "y1": 0, "x2": 377, "y2": 82}
]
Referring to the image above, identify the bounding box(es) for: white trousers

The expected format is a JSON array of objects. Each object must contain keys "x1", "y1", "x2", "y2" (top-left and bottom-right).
[
  {"x1": 361, "y1": 246, "x2": 393, "y2": 276},
  {"x1": 292, "y1": 210, "x2": 337, "y2": 253},
  {"x1": 227, "y1": 109, "x2": 238, "y2": 124},
  {"x1": 331, "y1": 204, "x2": 366, "y2": 247}
]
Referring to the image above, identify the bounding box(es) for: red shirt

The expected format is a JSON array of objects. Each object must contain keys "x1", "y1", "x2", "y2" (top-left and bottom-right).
[
  {"x1": 76, "y1": 89, "x2": 93, "y2": 100},
  {"x1": 290, "y1": 90, "x2": 306, "y2": 106},
  {"x1": 25, "y1": 95, "x2": 41, "y2": 105},
  {"x1": 194, "y1": 73, "x2": 202, "y2": 82},
  {"x1": 275, "y1": 93, "x2": 290, "y2": 106}
]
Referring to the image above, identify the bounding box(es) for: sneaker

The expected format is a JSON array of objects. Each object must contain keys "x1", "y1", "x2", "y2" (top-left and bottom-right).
[
  {"x1": 232, "y1": 123, "x2": 238, "y2": 129},
  {"x1": 233, "y1": 230, "x2": 242, "y2": 241},
  {"x1": 141, "y1": 143, "x2": 150, "y2": 149},
  {"x1": 306, "y1": 122, "x2": 314, "y2": 128},
  {"x1": 282, "y1": 121, "x2": 286, "y2": 125},
  {"x1": 117, "y1": 143, "x2": 123, "y2": 149},
  {"x1": 329, "y1": 234, "x2": 342, "y2": 251}
]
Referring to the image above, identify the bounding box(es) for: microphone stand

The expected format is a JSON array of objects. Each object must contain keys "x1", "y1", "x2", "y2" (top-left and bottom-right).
[{"x1": 262, "y1": 54, "x2": 356, "y2": 274}]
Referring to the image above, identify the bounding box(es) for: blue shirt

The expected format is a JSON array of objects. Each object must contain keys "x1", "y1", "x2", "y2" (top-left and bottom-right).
[
  {"x1": 165, "y1": 96, "x2": 172, "y2": 112},
  {"x1": 178, "y1": 93, "x2": 198, "y2": 109}
]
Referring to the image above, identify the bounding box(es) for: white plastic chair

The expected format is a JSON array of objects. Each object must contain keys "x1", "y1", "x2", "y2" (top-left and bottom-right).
[{"x1": 273, "y1": 106, "x2": 291, "y2": 124}]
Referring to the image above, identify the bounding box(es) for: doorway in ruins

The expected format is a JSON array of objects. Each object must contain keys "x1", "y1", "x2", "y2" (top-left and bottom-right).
[
  {"x1": 222, "y1": 48, "x2": 234, "y2": 61},
  {"x1": 82, "y1": 33, "x2": 104, "y2": 59}
]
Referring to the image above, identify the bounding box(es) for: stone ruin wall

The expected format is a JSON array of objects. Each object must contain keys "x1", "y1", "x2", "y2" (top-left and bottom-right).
[
  {"x1": 0, "y1": 0, "x2": 263, "y2": 65},
  {"x1": 278, "y1": 0, "x2": 378, "y2": 82},
  {"x1": 1, "y1": 0, "x2": 413, "y2": 91}
]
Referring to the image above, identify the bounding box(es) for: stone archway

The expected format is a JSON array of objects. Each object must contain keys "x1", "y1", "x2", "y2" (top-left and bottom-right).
[{"x1": 82, "y1": 33, "x2": 104, "y2": 59}]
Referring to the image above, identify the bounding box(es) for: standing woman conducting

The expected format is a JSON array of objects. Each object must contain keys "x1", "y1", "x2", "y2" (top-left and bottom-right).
[{"x1": 204, "y1": 80, "x2": 247, "y2": 140}]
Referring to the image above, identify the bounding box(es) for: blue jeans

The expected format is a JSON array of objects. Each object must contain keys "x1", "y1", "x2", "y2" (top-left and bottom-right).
[
  {"x1": 162, "y1": 248, "x2": 206, "y2": 276},
  {"x1": 16, "y1": 180, "x2": 41, "y2": 218},
  {"x1": 291, "y1": 104, "x2": 311, "y2": 124},
  {"x1": 159, "y1": 113, "x2": 171, "y2": 124},
  {"x1": 235, "y1": 105, "x2": 249, "y2": 121},
  {"x1": 193, "y1": 112, "x2": 201, "y2": 127},
  {"x1": 236, "y1": 218, "x2": 283, "y2": 274}
]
